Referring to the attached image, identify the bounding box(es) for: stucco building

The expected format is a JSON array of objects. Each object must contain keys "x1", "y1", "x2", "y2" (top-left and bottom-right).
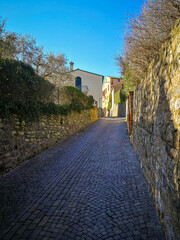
[{"x1": 70, "y1": 62, "x2": 104, "y2": 108}]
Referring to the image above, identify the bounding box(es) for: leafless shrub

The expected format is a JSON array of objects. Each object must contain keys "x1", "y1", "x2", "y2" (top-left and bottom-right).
[{"x1": 118, "y1": 0, "x2": 180, "y2": 86}]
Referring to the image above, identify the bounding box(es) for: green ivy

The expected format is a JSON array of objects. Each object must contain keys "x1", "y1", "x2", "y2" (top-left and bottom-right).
[
  {"x1": 114, "y1": 90, "x2": 120, "y2": 104},
  {"x1": 114, "y1": 89, "x2": 126, "y2": 104},
  {"x1": 0, "y1": 100, "x2": 95, "y2": 122},
  {"x1": 107, "y1": 93, "x2": 112, "y2": 110}
]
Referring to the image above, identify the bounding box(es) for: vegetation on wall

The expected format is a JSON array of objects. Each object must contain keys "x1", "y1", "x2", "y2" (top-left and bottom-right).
[
  {"x1": 64, "y1": 86, "x2": 95, "y2": 111},
  {"x1": 0, "y1": 101, "x2": 70, "y2": 122},
  {"x1": 0, "y1": 95, "x2": 95, "y2": 122},
  {"x1": 0, "y1": 59, "x2": 95, "y2": 122},
  {"x1": 114, "y1": 89, "x2": 126, "y2": 103},
  {"x1": 0, "y1": 58, "x2": 55, "y2": 103},
  {"x1": 107, "y1": 93, "x2": 112, "y2": 111},
  {"x1": 117, "y1": 0, "x2": 180, "y2": 93}
]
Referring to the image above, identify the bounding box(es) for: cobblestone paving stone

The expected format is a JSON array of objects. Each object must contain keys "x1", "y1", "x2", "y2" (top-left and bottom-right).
[{"x1": 0, "y1": 118, "x2": 165, "y2": 240}]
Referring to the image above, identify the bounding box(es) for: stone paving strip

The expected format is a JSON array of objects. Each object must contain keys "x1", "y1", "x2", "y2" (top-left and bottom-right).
[{"x1": 0, "y1": 118, "x2": 165, "y2": 240}]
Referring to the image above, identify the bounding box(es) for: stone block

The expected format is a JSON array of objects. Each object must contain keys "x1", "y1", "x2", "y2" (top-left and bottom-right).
[{"x1": 4, "y1": 152, "x2": 11, "y2": 158}]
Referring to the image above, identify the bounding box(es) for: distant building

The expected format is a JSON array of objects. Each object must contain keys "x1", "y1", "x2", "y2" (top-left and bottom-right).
[
  {"x1": 70, "y1": 62, "x2": 104, "y2": 108},
  {"x1": 111, "y1": 85, "x2": 126, "y2": 117},
  {"x1": 102, "y1": 76, "x2": 123, "y2": 116},
  {"x1": 110, "y1": 76, "x2": 123, "y2": 88}
]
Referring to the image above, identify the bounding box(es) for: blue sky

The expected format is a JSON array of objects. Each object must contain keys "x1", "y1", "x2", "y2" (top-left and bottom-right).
[{"x1": 1, "y1": 0, "x2": 143, "y2": 77}]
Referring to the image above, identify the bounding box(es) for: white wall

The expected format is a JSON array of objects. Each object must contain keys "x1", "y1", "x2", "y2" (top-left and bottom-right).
[
  {"x1": 102, "y1": 76, "x2": 111, "y2": 94},
  {"x1": 72, "y1": 70, "x2": 103, "y2": 108},
  {"x1": 102, "y1": 76, "x2": 111, "y2": 115}
]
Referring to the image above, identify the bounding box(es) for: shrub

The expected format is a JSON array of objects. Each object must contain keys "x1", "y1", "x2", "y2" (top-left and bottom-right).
[
  {"x1": 64, "y1": 86, "x2": 95, "y2": 110},
  {"x1": 0, "y1": 58, "x2": 55, "y2": 103},
  {"x1": 0, "y1": 100, "x2": 71, "y2": 122},
  {"x1": 0, "y1": 94, "x2": 95, "y2": 122},
  {"x1": 0, "y1": 60, "x2": 95, "y2": 122},
  {"x1": 117, "y1": 0, "x2": 180, "y2": 91}
]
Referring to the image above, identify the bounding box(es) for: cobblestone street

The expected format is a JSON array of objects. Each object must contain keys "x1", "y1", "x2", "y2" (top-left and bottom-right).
[{"x1": 0, "y1": 118, "x2": 165, "y2": 240}]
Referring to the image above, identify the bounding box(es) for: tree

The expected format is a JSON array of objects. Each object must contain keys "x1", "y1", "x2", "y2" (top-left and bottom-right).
[
  {"x1": 0, "y1": 18, "x2": 71, "y2": 84},
  {"x1": 0, "y1": 58, "x2": 55, "y2": 103},
  {"x1": 16, "y1": 34, "x2": 44, "y2": 69},
  {"x1": 0, "y1": 18, "x2": 19, "y2": 59},
  {"x1": 123, "y1": 65, "x2": 139, "y2": 95},
  {"x1": 117, "y1": 0, "x2": 180, "y2": 88},
  {"x1": 40, "y1": 52, "x2": 68, "y2": 78},
  {"x1": 40, "y1": 52, "x2": 73, "y2": 87}
]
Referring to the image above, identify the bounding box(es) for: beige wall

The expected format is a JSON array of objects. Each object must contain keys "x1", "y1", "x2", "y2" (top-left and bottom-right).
[
  {"x1": 102, "y1": 76, "x2": 111, "y2": 115},
  {"x1": 72, "y1": 70, "x2": 103, "y2": 108}
]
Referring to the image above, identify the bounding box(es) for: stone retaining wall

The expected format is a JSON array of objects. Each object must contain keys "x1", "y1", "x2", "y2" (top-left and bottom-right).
[
  {"x1": 0, "y1": 108, "x2": 98, "y2": 176},
  {"x1": 132, "y1": 19, "x2": 180, "y2": 240}
]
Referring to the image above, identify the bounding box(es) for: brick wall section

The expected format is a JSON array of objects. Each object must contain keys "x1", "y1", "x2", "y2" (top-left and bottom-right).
[
  {"x1": 0, "y1": 108, "x2": 98, "y2": 176},
  {"x1": 132, "y1": 19, "x2": 180, "y2": 240}
]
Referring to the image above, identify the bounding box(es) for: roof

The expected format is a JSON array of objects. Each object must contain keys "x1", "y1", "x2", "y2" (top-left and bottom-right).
[
  {"x1": 106, "y1": 76, "x2": 122, "y2": 79},
  {"x1": 72, "y1": 68, "x2": 104, "y2": 78}
]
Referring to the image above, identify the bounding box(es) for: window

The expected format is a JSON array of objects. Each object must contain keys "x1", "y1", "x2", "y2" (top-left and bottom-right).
[
  {"x1": 108, "y1": 85, "x2": 109, "y2": 91},
  {"x1": 75, "y1": 76, "x2": 82, "y2": 90}
]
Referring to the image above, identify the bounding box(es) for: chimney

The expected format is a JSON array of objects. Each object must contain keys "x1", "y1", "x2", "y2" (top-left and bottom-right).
[{"x1": 70, "y1": 61, "x2": 74, "y2": 71}]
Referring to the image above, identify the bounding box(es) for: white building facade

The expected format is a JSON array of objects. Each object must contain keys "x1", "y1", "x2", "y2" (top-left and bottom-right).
[
  {"x1": 102, "y1": 76, "x2": 112, "y2": 116},
  {"x1": 71, "y1": 67, "x2": 104, "y2": 108}
]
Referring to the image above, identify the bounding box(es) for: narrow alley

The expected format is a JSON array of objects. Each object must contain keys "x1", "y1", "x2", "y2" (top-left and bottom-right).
[{"x1": 0, "y1": 118, "x2": 165, "y2": 240}]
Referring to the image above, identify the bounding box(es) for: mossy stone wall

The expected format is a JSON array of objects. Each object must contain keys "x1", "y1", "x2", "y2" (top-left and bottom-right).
[{"x1": 0, "y1": 108, "x2": 98, "y2": 175}]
